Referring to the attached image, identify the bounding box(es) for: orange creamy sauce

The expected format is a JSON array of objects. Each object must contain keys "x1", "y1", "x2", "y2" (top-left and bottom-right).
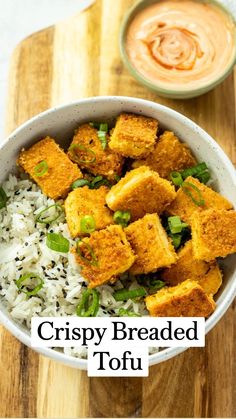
[{"x1": 126, "y1": 0, "x2": 236, "y2": 90}]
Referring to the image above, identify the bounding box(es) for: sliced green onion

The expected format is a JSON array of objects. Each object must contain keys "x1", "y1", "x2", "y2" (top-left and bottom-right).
[
  {"x1": 149, "y1": 279, "x2": 166, "y2": 291},
  {"x1": 197, "y1": 171, "x2": 211, "y2": 184},
  {"x1": 182, "y1": 181, "x2": 205, "y2": 206},
  {"x1": 34, "y1": 160, "x2": 48, "y2": 177},
  {"x1": 181, "y1": 162, "x2": 207, "y2": 178},
  {"x1": 170, "y1": 171, "x2": 183, "y2": 186},
  {"x1": 71, "y1": 178, "x2": 90, "y2": 190},
  {"x1": 99, "y1": 123, "x2": 108, "y2": 132},
  {"x1": 97, "y1": 131, "x2": 107, "y2": 150},
  {"x1": 80, "y1": 215, "x2": 96, "y2": 234},
  {"x1": 46, "y1": 233, "x2": 70, "y2": 253},
  {"x1": 113, "y1": 287, "x2": 147, "y2": 301},
  {"x1": 15, "y1": 272, "x2": 44, "y2": 296},
  {"x1": 0, "y1": 187, "x2": 7, "y2": 209},
  {"x1": 76, "y1": 240, "x2": 98, "y2": 266},
  {"x1": 76, "y1": 289, "x2": 99, "y2": 317},
  {"x1": 168, "y1": 216, "x2": 188, "y2": 234},
  {"x1": 90, "y1": 175, "x2": 111, "y2": 189},
  {"x1": 35, "y1": 204, "x2": 63, "y2": 224},
  {"x1": 113, "y1": 210, "x2": 131, "y2": 228},
  {"x1": 69, "y1": 144, "x2": 96, "y2": 164},
  {"x1": 118, "y1": 308, "x2": 141, "y2": 317},
  {"x1": 170, "y1": 233, "x2": 182, "y2": 249}
]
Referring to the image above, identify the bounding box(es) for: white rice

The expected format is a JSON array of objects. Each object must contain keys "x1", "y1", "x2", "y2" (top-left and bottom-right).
[{"x1": 0, "y1": 174, "x2": 151, "y2": 358}]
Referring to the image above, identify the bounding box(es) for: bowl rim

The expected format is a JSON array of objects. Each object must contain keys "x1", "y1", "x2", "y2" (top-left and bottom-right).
[
  {"x1": 0, "y1": 95, "x2": 236, "y2": 369},
  {"x1": 119, "y1": 0, "x2": 236, "y2": 99}
]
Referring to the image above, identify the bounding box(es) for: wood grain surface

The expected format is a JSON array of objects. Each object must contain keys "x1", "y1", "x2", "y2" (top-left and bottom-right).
[{"x1": 0, "y1": 1, "x2": 235, "y2": 417}]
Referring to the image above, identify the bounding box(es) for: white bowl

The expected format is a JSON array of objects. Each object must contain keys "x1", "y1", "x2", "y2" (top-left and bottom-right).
[{"x1": 0, "y1": 96, "x2": 236, "y2": 369}]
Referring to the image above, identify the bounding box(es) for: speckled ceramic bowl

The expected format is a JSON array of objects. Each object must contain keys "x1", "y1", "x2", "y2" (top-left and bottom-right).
[
  {"x1": 120, "y1": 0, "x2": 236, "y2": 99},
  {"x1": 0, "y1": 96, "x2": 236, "y2": 369}
]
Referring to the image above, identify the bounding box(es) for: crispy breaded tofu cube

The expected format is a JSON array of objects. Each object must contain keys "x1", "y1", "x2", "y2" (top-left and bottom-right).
[
  {"x1": 75, "y1": 225, "x2": 136, "y2": 288},
  {"x1": 191, "y1": 209, "x2": 236, "y2": 261},
  {"x1": 132, "y1": 131, "x2": 196, "y2": 178},
  {"x1": 106, "y1": 166, "x2": 176, "y2": 221},
  {"x1": 109, "y1": 113, "x2": 158, "y2": 158},
  {"x1": 145, "y1": 279, "x2": 216, "y2": 317},
  {"x1": 125, "y1": 214, "x2": 177, "y2": 274},
  {"x1": 167, "y1": 176, "x2": 232, "y2": 223},
  {"x1": 18, "y1": 137, "x2": 82, "y2": 199},
  {"x1": 65, "y1": 186, "x2": 113, "y2": 238},
  {"x1": 161, "y1": 241, "x2": 222, "y2": 295},
  {"x1": 161, "y1": 241, "x2": 212, "y2": 285},
  {"x1": 68, "y1": 124, "x2": 123, "y2": 180},
  {"x1": 198, "y1": 265, "x2": 222, "y2": 296}
]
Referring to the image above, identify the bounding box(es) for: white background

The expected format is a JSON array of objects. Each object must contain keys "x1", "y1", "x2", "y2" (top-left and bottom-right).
[{"x1": 0, "y1": 0, "x2": 235, "y2": 138}]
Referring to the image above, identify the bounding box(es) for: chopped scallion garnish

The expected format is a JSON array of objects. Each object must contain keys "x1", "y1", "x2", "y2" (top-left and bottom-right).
[
  {"x1": 170, "y1": 171, "x2": 183, "y2": 186},
  {"x1": 168, "y1": 216, "x2": 188, "y2": 234},
  {"x1": 76, "y1": 289, "x2": 99, "y2": 317},
  {"x1": 69, "y1": 144, "x2": 96, "y2": 164},
  {"x1": 113, "y1": 210, "x2": 131, "y2": 228},
  {"x1": 34, "y1": 160, "x2": 48, "y2": 177},
  {"x1": 76, "y1": 240, "x2": 98, "y2": 267},
  {"x1": 182, "y1": 181, "x2": 205, "y2": 206},
  {"x1": 35, "y1": 204, "x2": 63, "y2": 224},
  {"x1": 80, "y1": 215, "x2": 96, "y2": 234},
  {"x1": 46, "y1": 233, "x2": 70, "y2": 253},
  {"x1": 71, "y1": 178, "x2": 90, "y2": 189},
  {"x1": 90, "y1": 175, "x2": 111, "y2": 189},
  {"x1": 113, "y1": 287, "x2": 147, "y2": 301},
  {"x1": 181, "y1": 162, "x2": 210, "y2": 183},
  {"x1": 0, "y1": 187, "x2": 8, "y2": 209},
  {"x1": 148, "y1": 279, "x2": 166, "y2": 292},
  {"x1": 15, "y1": 272, "x2": 44, "y2": 296},
  {"x1": 118, "y1": 308, "x2": 141, "y2": 317}
]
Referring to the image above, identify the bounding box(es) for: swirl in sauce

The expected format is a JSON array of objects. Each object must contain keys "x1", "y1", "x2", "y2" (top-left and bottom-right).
[{"x1": 126, "y1": 0, "x2": 236, "y2": 90}]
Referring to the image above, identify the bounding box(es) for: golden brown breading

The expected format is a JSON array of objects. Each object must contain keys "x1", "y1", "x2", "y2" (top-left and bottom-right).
[
  {"x1": 65, "y1": 186, "x2": 113, "y2": 238},
  {"x1": 68, "y1": 124, "x2": 123, "y2": 180},
  {"x1": 106, "y1": 166, "x2": 176, "y2": 221},
  {"x1": 17, "y1": 137, "x2": 82, "y2": 199},
  {"x1": 191, "y1": 209, "x2": 236, "y2": 261},
  {"x1": 167, "y1": 176, "x2": 233, "y2": 223},
  {"x1": 74, "y1": 225, "x2": 136, "y2": 288},
  {"x1": 132, "y1": 131, "x2": 196, "y2": 178},
  {"x1": 198, "y1": 265, "x2": 222, "y2": 296},
  {"x1": 161, "y1": 241, "x2": 222, "y2": 295},
  {"x1": 145, "y1": 279, "x2": 216, "y2": 317},
  {"x1": 161, "y1": 241, "x2": 212, "y2": 285},
  {"x1": 125, "y1": 214, "x2": 177, "y2": 274},
  {"x1": 109, "y1": 113, "x2": 158, "y2": 158}
]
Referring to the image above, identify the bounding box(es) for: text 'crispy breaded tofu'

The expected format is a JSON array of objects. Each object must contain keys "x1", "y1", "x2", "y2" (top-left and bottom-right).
[
  {"x1": 75, "y1": 225, "x2": 136, "y2": 288},
  {"x1": 106, "y1": 166, "x2": 176, "y2": 221},
  {"x1": 145, "y1": 279, "x2": 216, "y2": 317},
  {"x1": 18, "y1": 137, "x2": 82, "y2": 199},
  {"x1": 161, "y1": 241, "x2": 222, "y2": 295},
  {"x1": 109, "y1": 113, "x2": 158, "y2": 158},
  {"x1": 65, "y1": 186, "x2": 113, "y2": 238},
  {"x1": 191, "y1": 209, "x2": 236, "y2": 261},
  {"x1": 125, "y1": 214, "x2": 177, "y2": 274},
  {"x1": 68, "y1": 124, "x2": 123, "y2": 180},
  {"x1": 132, "y1": 131, "x2": 196, "y2": 178},
  {"x1": 167, "y1": 176, "x2": 232, "y2": 223}
]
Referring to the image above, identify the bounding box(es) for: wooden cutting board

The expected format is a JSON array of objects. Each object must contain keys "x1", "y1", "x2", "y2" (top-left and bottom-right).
[{"x1": 0, "y1": 1, "x2": 235, "y2": 417}]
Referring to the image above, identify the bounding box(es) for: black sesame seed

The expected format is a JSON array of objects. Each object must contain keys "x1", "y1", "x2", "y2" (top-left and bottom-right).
[
  {"x1": 6, "y1": 228, "x2": 9, "y2": 232},
  {"x1": 18, "y1": 267, "x2": 23, "y2": 271},
  {"x1": 61, "y1": 275, "x2": 66, "y2": 279},
  {"x1": 40, "y1": 232, "x2": 44, "y2": 237},
  {"x1": 14, "y1": 190, "x2": 20, "y2": 195},
  {"x1": 65, "y1": 281, "x2": 69, "y2": 286},
  {"x1": 15, "y1": 257, "x2": 19, "y2": 262},
  {"x1": 25, "y1": 242, "x2": 29, "y2": 246},
  {"x1": 57, "y1": 267, "x2": 61, "y2": 272},
  {"x1": 56, "y1": 301, "x2": 60, "y2": 307},
  {"x1": 62, "y1": 289, "x2": 67, "y2": 297}
]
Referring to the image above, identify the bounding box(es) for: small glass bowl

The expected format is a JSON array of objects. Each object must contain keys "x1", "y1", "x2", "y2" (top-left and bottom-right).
[{"x1": 119, "y1": 0, "x2": 236, "y2": 99}]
